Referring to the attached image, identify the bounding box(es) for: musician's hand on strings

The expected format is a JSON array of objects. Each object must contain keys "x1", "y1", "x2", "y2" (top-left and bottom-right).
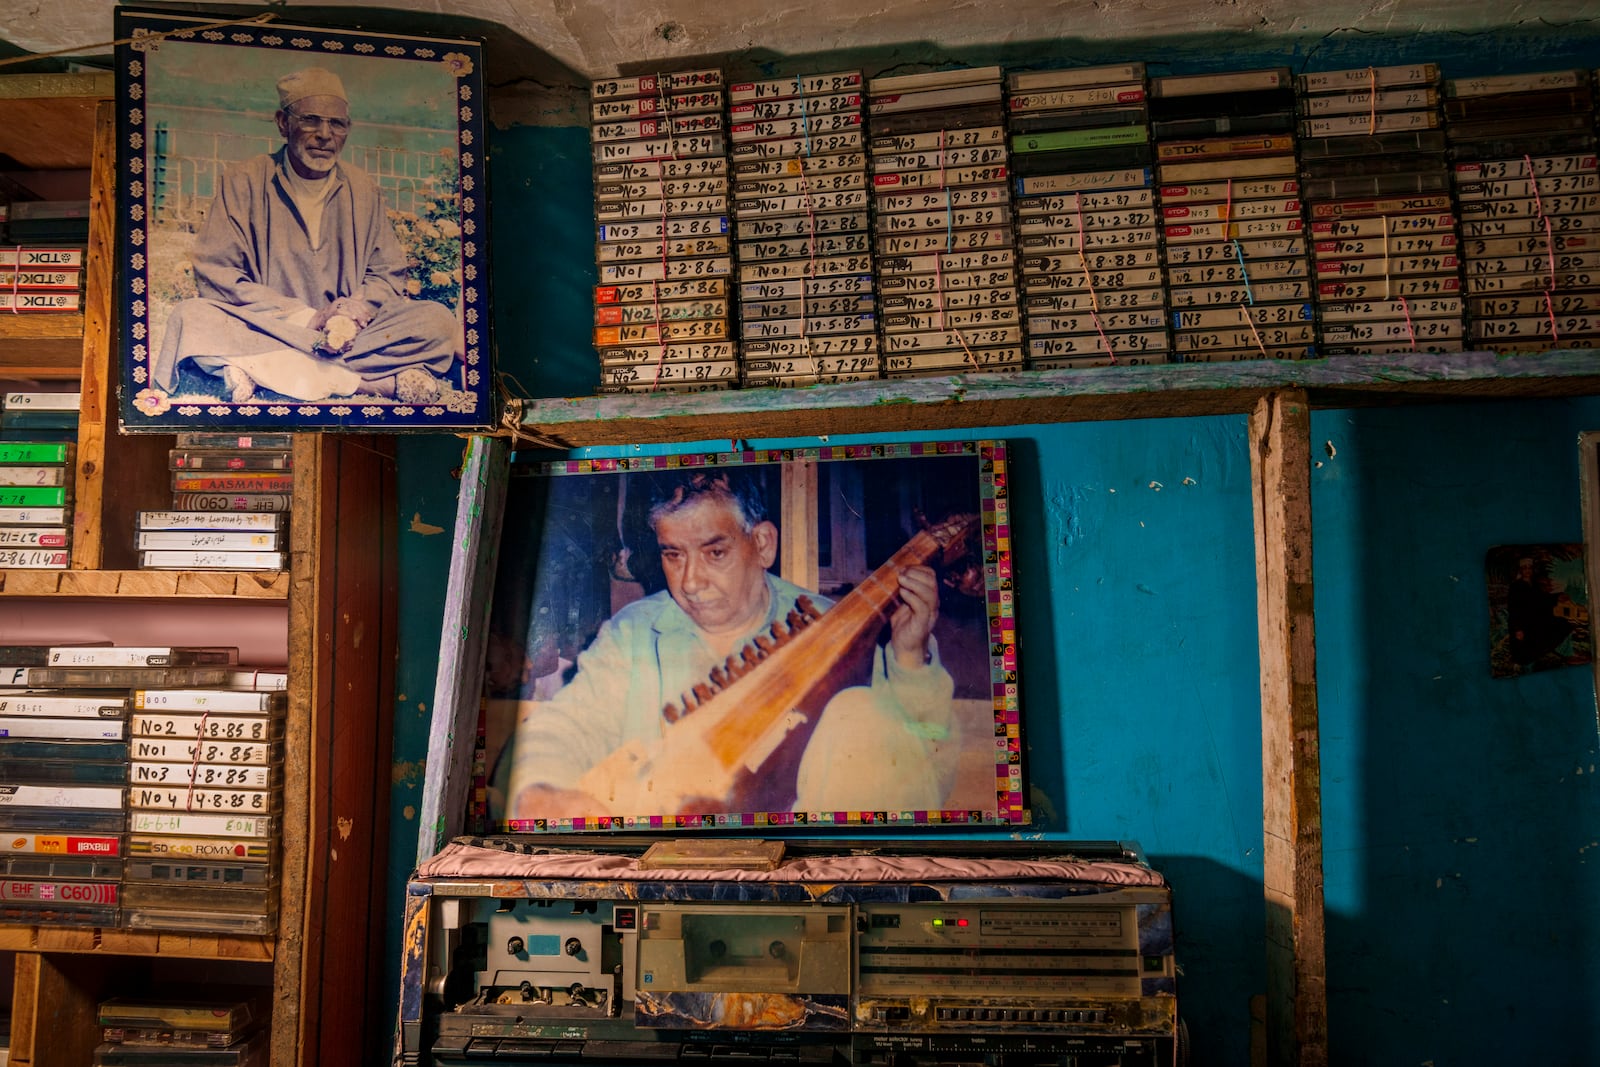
[{"x1": 888, "y1": 564, "x2": 940, "y2": 669}]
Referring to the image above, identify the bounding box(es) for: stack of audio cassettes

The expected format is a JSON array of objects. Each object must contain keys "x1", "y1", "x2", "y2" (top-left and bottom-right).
[
  {"x1": 1005, "y1": 62, "x2": 1168, "y2": 368},
  {"x1": 1298, "y1": 64, "x2": 1463, "y2": 355},
  {"x1": 0, "y1": 243, "x2": 84, "y2": 315},
  {"x1": 731, "y1": 70, "x2": 878, "y2": 387},
  {"x1": 0, "y1": 432, "x2": 73, "y2": 569},
  {"x1": 1444, "y1": 69, "x2": 1600, "y2": 353},
  {"x1": 0, "y1": 645, "x2": 129, "y2": 927},
  {"x1": 125, "y1": 674, "x2": 283, "y2": 935},
  {"x1": 97, "y1": 992, "x2": 268, "y2": 1066},
  {"x1": 146, "y1": 432, "x2": 292, "y2": 571},
  {"x1": 1149, "y1": 68, "x2": 1314, "y2": 362},
  {"x1": 868, "y1": 66, "x2": 1024, "y2": 377},
  {"x1": 591, "y1": 69, "x2": 735, "y2": 393}
]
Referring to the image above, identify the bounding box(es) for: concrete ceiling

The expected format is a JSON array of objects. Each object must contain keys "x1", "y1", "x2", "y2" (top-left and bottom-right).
[{"x1": 3, "y1": 1, "x2": 1599, "y2": 102}]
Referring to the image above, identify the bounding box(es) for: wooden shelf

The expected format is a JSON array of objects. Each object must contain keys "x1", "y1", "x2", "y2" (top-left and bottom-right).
[
  {"x1": 511, "y1": 349, "x2": 1600, "y2": 448},
  {"x1": 0, "y1": 72, "x2": 110, "y2": 170},
  {"x1": 0, "y1": 924, "x2": 272, "y2": 962},
  {"x1": 0, "y1": 569, "x2": 289, "y2": 598},
  {"x1": 0, "y1": 312, "x2": 86, "y2": 380}
]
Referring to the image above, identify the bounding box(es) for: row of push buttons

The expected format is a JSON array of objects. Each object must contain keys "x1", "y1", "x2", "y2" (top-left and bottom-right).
[{"x1": 933, "y1": 1007, "x2": 1109, "y2": 1024}]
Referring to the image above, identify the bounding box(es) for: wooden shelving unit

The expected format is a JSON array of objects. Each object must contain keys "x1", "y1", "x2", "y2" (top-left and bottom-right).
[
  {"x1": 0, "y1": 96, "x2": 397, "y2": 1067},
  {"x1": 508, "y1": 352, "x2": 1600, "y2": 1067}
]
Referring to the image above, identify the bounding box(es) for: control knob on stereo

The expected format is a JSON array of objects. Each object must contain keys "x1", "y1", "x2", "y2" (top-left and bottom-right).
[
  {"x1": 564, "y1": 937, "x2": 583, "y2": 956},
  {"x1": 507, "y1": 936, "x2": 526, "y2": 956}
]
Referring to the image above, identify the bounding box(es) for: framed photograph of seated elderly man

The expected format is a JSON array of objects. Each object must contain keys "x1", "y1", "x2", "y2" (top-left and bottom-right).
[
  {"x1": 474, "y1": 438, "x2": 1026, "y2": 834},
  {"x1": 113, "y1": 10, "x2": 492, "y2": 431}
]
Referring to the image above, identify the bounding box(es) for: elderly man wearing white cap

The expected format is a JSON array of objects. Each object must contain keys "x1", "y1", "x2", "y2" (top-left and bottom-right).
[{"x1": 153, "y1": 67, "x2": 461, "y2": 404}]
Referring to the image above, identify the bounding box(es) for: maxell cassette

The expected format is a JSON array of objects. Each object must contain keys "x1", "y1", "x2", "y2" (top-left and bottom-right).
[
  {"x1": 0, "y1": 830, "x2": 122, "y2": 857},
  {"x1": 0, "y1": 758, "x2": 125, "y2": 784},
  {"x1": 0, "y1": 853, "x2": 119, "y2": 879}
]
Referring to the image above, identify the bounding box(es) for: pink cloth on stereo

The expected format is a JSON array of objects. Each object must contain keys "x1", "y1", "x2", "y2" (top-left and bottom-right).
[{"x1": 414, "y1": 841, "x2": 1165, "y2": 887}]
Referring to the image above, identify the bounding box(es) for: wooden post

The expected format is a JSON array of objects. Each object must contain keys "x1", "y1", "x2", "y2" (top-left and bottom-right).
[
  {"x1": 417, "y1": 434, "x2": 510, "y2": 863},
  {"x1": 1249, "y1": 390, "x2": 1328, "y2": 1067}
]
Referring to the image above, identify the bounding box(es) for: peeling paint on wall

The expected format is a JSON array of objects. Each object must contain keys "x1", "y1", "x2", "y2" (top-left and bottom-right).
[{"x1": 409, "y1": 513, "x2": 445, "y2": 536}]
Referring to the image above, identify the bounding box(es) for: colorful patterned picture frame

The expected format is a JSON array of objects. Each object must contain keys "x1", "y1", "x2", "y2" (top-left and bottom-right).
[
  {"x1": 476, "y1": 439, "x2": 1025, "y2": 832},
  {"x1": 113, "y1": 10, "x2": 492, "y2": 431}
]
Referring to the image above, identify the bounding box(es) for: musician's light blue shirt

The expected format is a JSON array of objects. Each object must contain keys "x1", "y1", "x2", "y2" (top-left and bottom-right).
[{"x1": 508, "y1": 572, "x2": 957, "y2": 815}]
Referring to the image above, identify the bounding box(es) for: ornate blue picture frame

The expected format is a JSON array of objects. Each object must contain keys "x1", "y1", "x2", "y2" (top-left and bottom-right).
[{"x1": 114, "y1": 10, "x2": 493, "y2": 431}]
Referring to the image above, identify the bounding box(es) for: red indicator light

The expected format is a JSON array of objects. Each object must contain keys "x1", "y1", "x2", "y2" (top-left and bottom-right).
[{"x1": 957, "y1": 918, "x2": 969, "y2": 927}]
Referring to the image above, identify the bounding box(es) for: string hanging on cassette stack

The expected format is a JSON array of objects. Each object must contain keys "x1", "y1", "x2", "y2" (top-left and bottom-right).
[
  {"x1": 1297, "y1": 64, "x2": 1464, "y2": 356},
  {"x1": 1443, "y1": 69, "x2": 1600, "y2": 354},
  {"x1": 867, "y1": 66, "x2": 1024, "y2": 378},
  {"x1": 591, "y1": 69, "x2": 736, "y2": 393},
  {"x1": 1149, "y1": 68, "x2": 1315, "y2": 363},
  {"x1": 1003, "y1": 62, "x2": 1166, "y2": 369},
  {"x1": 729, "y1": 71, "x2": 878, "y2": 388}
]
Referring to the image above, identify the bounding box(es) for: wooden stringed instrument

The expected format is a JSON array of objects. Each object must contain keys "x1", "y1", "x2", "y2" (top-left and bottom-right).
[{"x1": 574, "y1": 513, "x2": 977, "y2": 812}]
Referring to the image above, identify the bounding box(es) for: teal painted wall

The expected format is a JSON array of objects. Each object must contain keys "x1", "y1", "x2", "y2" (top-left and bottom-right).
[{"x1": 386, "y1": 26, "x2": 1600, "y2": 1066}]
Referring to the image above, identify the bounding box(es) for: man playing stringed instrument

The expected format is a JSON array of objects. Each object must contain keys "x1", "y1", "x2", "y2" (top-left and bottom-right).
[{"x1": 506, "y1": 471, "x2": 959, "y2": 822}]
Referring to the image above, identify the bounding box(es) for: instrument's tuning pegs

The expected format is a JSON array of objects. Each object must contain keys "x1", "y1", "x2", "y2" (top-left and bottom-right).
[
  {"x1": 709, "y1": 665, "x2": 729, "y2": 688},
  {"x1": 662, "y1": 702, "x2": 681, "y2": 723},
  {"x1": 770, "y1": 620, "x2": 787, "y2": 641},
  {"x1": 796, "y1": 595, "x2": 822, "y2": 621},
  {"x1": 785, "y1": 608, "x2": 802, "y2": 630},
  {"x1": 692, "y1": 683, "x2": 714, "y2": 703},
  {"x1": 724, "y1": 653, "x2": 743, "y2": 678},
  {"x1": 753, "y1": 634, "x2": 775, "y2": 654}
]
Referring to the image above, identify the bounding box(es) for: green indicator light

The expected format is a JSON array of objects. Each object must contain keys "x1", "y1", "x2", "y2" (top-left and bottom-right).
[{"x1": 932, "y1": 918, "x2": 944, "y2": 926}]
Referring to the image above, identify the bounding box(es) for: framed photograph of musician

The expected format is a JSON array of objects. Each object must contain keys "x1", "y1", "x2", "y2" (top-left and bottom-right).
[
  {"x1": 113, "y1": 10, "x2": 493, "y2": 431},
  {"x1": 477, "y1": 439, "x2": 1026, "y2": 833}
]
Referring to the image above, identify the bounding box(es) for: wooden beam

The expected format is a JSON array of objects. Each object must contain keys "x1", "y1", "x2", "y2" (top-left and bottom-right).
[
  {"x1": 1249, "y1": 390, "x2": 1328, "y2": 1067},
  {"x1": 779, "y1": 458, "x2": 819, "y2": 591},
  {"x1": 514, "y1": 350, "x2": 1600, "y2": 449},
  {"x1": 417, "y1": 435, "x2": 510, "y2": 863}
]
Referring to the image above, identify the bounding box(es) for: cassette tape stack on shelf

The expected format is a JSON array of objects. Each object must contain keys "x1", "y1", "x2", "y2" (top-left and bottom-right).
[
  {"x1": 0, "y1": 240, "x2": 84, "y2": 316},
  {"x1": 95, "y1": 990, "x2": 269, "y2": 1067},
  {"x1": 1005, "y1": 62, "x2": 1167, "y2": 369},
  {"x1": 591, "y1": 68, "x2": 736, "y2": 394},
  {"x1": 1444, "y1": 69, "x2": 1600, "y2": 353},
  {"x1": 141, "y1": 432, "x2": 294, "y2": 572},
  {"x1": 0, "y1": 391, "x2": 77, "y2": 569},
  {"x1": 1148, "y1": 68, "x2": 1315, "y2": 363},
  {"x1": 868, "y1": 67, "x2": 1024, "y2": 378},
  {"x1": 0, "y1": 644, "x2": 286, "y2": 935},
  {"x1": 1297, "y1": 64, "x2": 1464, "y2": 356},
  {"x1": 731, "y1": 70, "x2": 879, "y2": 389}
]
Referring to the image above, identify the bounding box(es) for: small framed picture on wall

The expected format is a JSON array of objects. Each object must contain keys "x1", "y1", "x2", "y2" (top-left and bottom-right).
[{"x1": 114, "y1": 10, "x2": 493, "y2": 431}]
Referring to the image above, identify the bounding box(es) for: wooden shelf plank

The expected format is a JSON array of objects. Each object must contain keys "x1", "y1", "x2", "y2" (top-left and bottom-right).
[
  {"x1": 0, "y1": 72, "x2": 111, "y2": 170},
  {"x1": 0, "y1": 925, "x2": 273, "y2": 960},
  {"x1": 512, "y1": 350, "x2": 1600, "y2": 448},
  {"x1": 0, "y1": 569, "x2": 289, "y2": 598}
]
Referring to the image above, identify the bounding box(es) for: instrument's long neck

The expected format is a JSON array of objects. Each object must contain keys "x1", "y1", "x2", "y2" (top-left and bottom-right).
[{"x1": 688, "y1": 527, "x2": 947, "y2": 773}]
